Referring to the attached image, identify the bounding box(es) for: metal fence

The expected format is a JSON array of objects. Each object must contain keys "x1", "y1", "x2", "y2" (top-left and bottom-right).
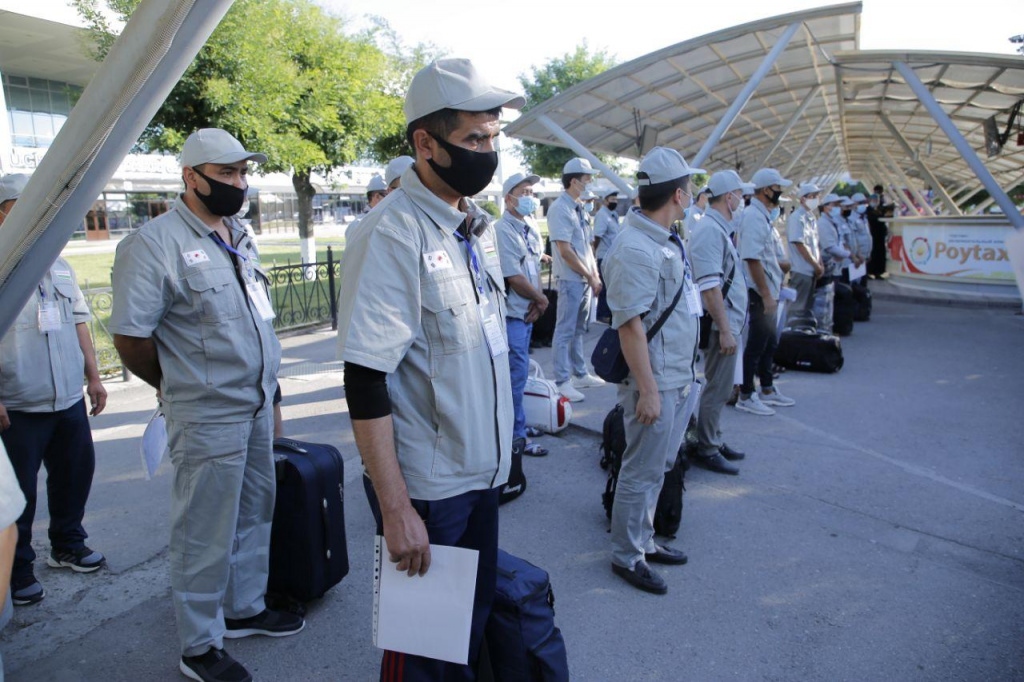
[{"x1": 84, "y1": 247, "x2": 343, "y2": 380}]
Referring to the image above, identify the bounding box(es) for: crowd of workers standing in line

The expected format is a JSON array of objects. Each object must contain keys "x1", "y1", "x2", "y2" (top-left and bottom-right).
[{"x1": 0, "y1": 56, "x2": 895, "y2": 682}]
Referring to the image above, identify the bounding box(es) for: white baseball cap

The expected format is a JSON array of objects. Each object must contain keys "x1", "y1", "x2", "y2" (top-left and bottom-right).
[
  {"x1": 384, "y1": 156, "x2": 414, "y2": 186},
  {"x1": 366, "y1": 175, "x2": 387, "y2": 193},
  {"x1": 741, "y1": 182, "x2": 756, "y2": 196},
  {"x1": 840, "y1": 196, "x2": 854, "y2": 207},
  {"x1": 797, "y1": 182, "x2": 822, "y2": 198},
  {"x1": 502, "y1": 172, "x2": 540, "y2": 197},
  {"x1": 601, "y1": 187, "x2": 620, "y2": 199},
  {"x1": 822, "y1": 193, "x2": 842, "y2": 204},
  {"x1": 750, "y1": 168, "x2": 793, "y2": 189},
  {"x1": 563, "y1": 157, "x2": 601, "y2": 176},
  {"x1": 404, "y1": 58, "x2": 525, "y2": 124},
  {"x1": 0, "y1": 173, "x2": 30, "y2": 204},
  {"x1": 636, "y1": 147, "x2": 705, "y2": 186},
  {"x1": 851, "y1": 192, "x2": 867, "y2": 203},
  {"x1": 707, "y1": 170, "x2": 743, "y2": 197},
  {"x1": 179, "y1": 128, "x2": 267, "y2": 167}
]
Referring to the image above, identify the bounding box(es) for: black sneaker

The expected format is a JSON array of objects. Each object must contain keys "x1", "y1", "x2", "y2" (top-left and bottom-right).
[
  {"x1": 224, "y1": 609, "x2": 305, "y2": 639},
  {"x1": 47, "y1": 546, "x2": 105, "y2": 573},
  {"x1": 611, "y1": 560, "x2": 667, "y2": 595},
  {"x1": 646, "y1": 544, "x2": 688, "y2": 565},
  {"x1": 180, "y1": 648, "x2": 251, "y2": 682},
  {"x1": 11, "y1": 576, "x2": 45, "y2": 606}
]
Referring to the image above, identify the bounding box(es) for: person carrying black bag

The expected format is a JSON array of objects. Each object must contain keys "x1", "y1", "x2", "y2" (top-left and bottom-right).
[{"x1": 601, "y1": 147, "x2": 703, "y2": 595}]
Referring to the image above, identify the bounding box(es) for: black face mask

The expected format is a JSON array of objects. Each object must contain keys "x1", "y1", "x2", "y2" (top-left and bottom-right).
[
  {"x1": 766, "y1": 188, "x2": 783, "y2": 205},
  {"x1": 427, "y1": 132, "x2": 499, "y2": 197},
  {"x1": 193, "y1": 168, "x2": 247, "y2": 216},
  {"x1": 607, "y1": 202, "x2": 618, "y2": 211}
]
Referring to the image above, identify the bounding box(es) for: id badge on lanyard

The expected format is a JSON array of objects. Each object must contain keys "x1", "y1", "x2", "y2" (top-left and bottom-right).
[
  {"x1": 459, "y1": 232, "x2": 508, "y2": 357},
  {"x1": 37, "y1": 287, "x2": 61, "y2": 333},
  {"x1": 213, "y1": 232, "x2": 275, "y2": 321},
  {"x1": 683, "y1": 268, "x2": 703, "y2": 317}
]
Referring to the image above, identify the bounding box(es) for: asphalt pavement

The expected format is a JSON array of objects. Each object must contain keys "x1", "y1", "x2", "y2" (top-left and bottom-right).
[{"x1": 2, "y1": 295, "x2": 1023, "y2": 681}]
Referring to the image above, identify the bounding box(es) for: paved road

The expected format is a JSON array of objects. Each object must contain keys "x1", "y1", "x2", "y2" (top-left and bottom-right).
[{"x1": 2, "y1": 297, "x2": 1023, "y2": 681}]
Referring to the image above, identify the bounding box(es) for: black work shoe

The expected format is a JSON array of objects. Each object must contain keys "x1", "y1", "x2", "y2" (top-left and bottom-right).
[
  {"x1": 646, "y1": 544, "x2": 688, "y2": 565},
  {"x1": 11, "y1": 576, "x2": 45, "y2": 606},
  {"x1": 612, "y1": 560, "x2": 667, "y2": 595},
  {"x1": 47, "y1": 546, "x2": 105, "y2": 573},
  {"x1": 719, "y1": 443, "x2": 746, "y2": 461},
  {"x1": 180, "y1": 648, "x2": 251, "y2": 682},
  {"x1": 224, "y1": 609, "x2": 305, "y2": 639},
  {"x1": 691, "y1": 452, "x2": 740, "y2": 476}
]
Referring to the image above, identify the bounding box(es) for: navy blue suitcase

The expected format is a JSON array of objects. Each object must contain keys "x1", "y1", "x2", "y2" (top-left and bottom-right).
[
  {"x1": 485, "y1": 551, "x2": 569, "y2": 681},
  {"x1": 268, "y1": 438, "x2": 349, "y2": 602}
]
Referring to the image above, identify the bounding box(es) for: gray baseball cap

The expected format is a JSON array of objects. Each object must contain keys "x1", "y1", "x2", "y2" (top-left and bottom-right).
[
  {"x1": 823, "y1": 193, "x2": 842, "y2": 204},
  {"x1": 707, "y1": 170, "x2": 743, "y2": 197},
  {"x1": 750, "y1": 168, "x2": 793, "y2": 189},
  {"x1": 502, "y1": 172, "x2": 540, "y2": 197},
  {"x1": 384, "y1": 156, "x2": 415, "y2": 186},
  {"x1": 851, "y1": 192, "x2": 867, "y2": 203},
  {"x1": 636, "y1": 147, "x2": 705, "y2": 186},
  {"x1": 797, "y1": 182, "x2": 822, "y2": 197},
  {"x1": 404, "y1": 58, "x2": 525, "y2": 124},
  {"x1": 180, "y1": 128, "x2": 267, "y2": 167},
  {"x1": 0, "y1": 173, "x2": 30, "y2": 204},
  {"x1": 562, "y1": 157, "x2": 601, "y2": 176},
  {"x1": 367, "y1": 175, "x2": 387, "y2": 193}
]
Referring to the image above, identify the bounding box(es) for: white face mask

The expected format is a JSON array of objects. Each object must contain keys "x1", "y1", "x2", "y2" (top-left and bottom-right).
[{"x1": 805, "y1": 197, "x2": 820, "y2": 211}]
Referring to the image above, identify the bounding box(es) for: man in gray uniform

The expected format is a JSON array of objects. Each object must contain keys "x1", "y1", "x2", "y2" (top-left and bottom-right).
[
  {"x1": 549, "y1": 157, "x2": 605, "y2": 402},
  {"x1": 786, "y1": 182, "x2": 824, "y2": 325},
  {"x1": 689, "y1": 171, "x2": 749, "y2": 477},
  {"x1": 592, "y1": 188, "x2": 620, "y2": 324},
  {"x1": 0, "y1": 173, "x2": 107, "y2": 607},
  {"x1": 335, "y1": 58, "x2": 521, "y2": 679},
  {"x1": 604, "y1": 147, "x2": 703, "y2": 595},
  {"x1": 111, "y1": 129, "x2": 301, "y2": 682},
  {"x1": 384, "y1": 155, "x2": 415, "y2": 193}
]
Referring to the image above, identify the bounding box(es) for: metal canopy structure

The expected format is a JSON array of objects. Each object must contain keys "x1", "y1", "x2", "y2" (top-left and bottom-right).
[{"x1": 504, "y1": 3, "x2": 861, "y2": 186}]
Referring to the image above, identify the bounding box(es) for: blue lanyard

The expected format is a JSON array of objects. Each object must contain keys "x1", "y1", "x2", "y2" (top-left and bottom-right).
[
  {"x1": 454, "y1": 231, "x2": 486, "y2": 295},
  {"x1": 210, "y1": 231, "x2": 253, "y2": 279},
  {"x1": 522, "y1": 224, "x2": 537, "y2": 256},
  {"x1": 669, "y1": 232, "x2": 693, "y2": 281},
  {"x1": 38, "y1": 283, "x2": 46, "y2": 300}
]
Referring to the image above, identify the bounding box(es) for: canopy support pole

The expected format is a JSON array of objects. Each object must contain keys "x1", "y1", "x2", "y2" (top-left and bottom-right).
[
  {"x1": 972, "y1": 171, "x2": 1024, "y2": 215},
  {"x1": 875, "y1": 141, "x2": 936, "y2": 217},
  {"x1": 879, "y1": 113, "x2": 962, "y2": 215},
  {"x1": 782, "y1": 114, "x2": 829, "y2": 175},
  {"x1": 756, "y1": 85, "x2": 822, "y2": 169},
  {"x1": 536, "y1": 114, "x2": 633, "y2": 196},
  {"x1": 690, "y1": 21, "x2": 801, "y2": 169},
  {"x1": 894, "y1": 61, "x2": 1023, "y2": 229}
]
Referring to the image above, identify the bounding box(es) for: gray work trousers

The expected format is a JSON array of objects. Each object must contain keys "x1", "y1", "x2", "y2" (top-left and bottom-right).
[
  {"x1": 610, "y1": 384, "x2": 690, "y2": 569},
  {"x1": 696, "y1": 329, "x2": 740, "y2": 458},
  {"x1": 553, "y1": 279, "x2": 592, "y2": 384},
  {"x1": 166, "y1": 414, "x2": 275, "y2": 657},
  {"x1": 788, "y1": 272, "x2": 815, "y2": 322}
]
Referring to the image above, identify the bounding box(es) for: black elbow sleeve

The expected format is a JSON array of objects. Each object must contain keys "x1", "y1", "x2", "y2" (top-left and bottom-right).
[{"x1": 343, "y1": 362, "x2": 392, "y2": 420}]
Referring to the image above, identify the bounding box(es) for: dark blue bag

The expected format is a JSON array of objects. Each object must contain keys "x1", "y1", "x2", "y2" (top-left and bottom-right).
[
  {"x1": 485, "y1": 551, "x2": 569, "y2": 681},
  {"x1": 590, "y1": 280, "x2": 686, "y2": 384}
]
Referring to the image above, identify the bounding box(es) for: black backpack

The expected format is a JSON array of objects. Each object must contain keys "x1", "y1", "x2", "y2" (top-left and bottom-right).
[{"x1": 653, "y1": 451, "x2": 688, "y2": 538}]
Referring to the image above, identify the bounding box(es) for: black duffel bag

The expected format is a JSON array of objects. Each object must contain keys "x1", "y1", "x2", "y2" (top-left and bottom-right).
[{"x1": 775, "y1": 328, "x2": 844, "y2": 373}]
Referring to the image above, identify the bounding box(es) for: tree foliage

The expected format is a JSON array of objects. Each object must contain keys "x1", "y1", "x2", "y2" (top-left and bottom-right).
[{"x1": 516, "y1": 44, "x2": 617, "y2": 178}]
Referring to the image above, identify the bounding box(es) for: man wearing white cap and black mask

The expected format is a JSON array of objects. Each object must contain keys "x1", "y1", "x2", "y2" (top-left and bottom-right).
[
  {"x1": 786, "y1": 182, "x2": 824, "y2": 326},
  {"x1": 110, "y1": 129, "x2": 298, "y2": 682},
  {"x1": 334, "y1": 58, "x2": 522, "y2": 679},
  {"x1": 496, "y1": 172, "x2": 550, "y2": 459},
  {"x1": 384, "y1": 155, "x2": 415, "y2": 193},
  {"x1": 737, "y1": 168, "x2": 791, "y2": 417},
  {"x1": 549, "y1": 157, "x2": 606, "y2": 402},
  {"x1": 592, "y1": 187, "x2": 621, "y2": 324},
  {"x1": 603, "y1": 147, "x2": 703, "y2": 594}
]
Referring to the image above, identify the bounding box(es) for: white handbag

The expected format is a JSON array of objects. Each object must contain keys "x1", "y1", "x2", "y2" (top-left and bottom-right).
[{"x1": 523, "y1": 360, "x2": 573, "y2": 434}]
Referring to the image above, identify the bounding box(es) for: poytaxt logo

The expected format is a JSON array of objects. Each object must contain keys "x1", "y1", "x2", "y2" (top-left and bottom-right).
[{"x1": 909, "y1": 237, "x2": 931, "y2": 265}]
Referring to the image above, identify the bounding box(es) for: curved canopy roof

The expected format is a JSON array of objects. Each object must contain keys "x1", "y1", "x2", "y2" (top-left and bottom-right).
[{"x1": 504, "y1": 3, "x2": 862, "y2": 182}]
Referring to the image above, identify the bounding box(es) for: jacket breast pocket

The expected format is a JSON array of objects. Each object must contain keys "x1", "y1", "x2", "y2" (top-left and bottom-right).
[
  {"x1": 422, "y1": 276, "x2": 480, "y2": 355},
  {"x1": 52, "y1": 279, "x2": 77, "y2": 323},
  {"x1": 185, "y1": 267, "x2": 242, "y2": 323}
]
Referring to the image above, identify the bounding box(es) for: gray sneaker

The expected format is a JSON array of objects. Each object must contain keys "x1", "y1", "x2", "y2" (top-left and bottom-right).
[
  {"x1": 760, "y1": 386, "x2": 795, "y2": 407},
  {"x1": 735, "y1": 393, "x2": 776, "y2": 416}
]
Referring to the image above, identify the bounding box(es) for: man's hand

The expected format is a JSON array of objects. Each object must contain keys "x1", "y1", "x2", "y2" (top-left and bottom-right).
[
  {"x1": 763, "y1": 296, "x2": 779, "y2": 318},
  {"x1": 541, "y1": 254, "x2": 552, "y2": 264},
  {"x1": 382, "y1": 504, "x2": 431, "y2": 577},
  {"x1": 86, "y1": 378, "x2": 107, "y2": 416},
  {"x1": 813, "y1": 261, "x2": 824, "y2": 279},
  {"x1": 525, "y1": 293, "x2": 549, "y2": 324},
  {"x1": 719, "y1": 329, "x2": 738, "y2": 356},
  {"x1": 0, "y1": 402, "x2": 9, "y2": 432},
  {"x1": 588, "y1": 273, "x2": 603, "y2": 296},
  {"x1": 636, "y1": 389, "x2": 661, "y2": 426}
]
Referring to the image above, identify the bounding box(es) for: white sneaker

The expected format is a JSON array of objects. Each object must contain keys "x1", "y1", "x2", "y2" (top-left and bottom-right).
[
  {"x1": 571, "y1": 373, "x2": 606, "y2": 389},
  {"x1": 556, "y1": 381, "x2": 585, "y2": 402},
  {"x1": 735, "y1": 393, "x2": 776, "y2": 416},
  {"x1": 760, "y1": 386, "x2": 795, "y2": 407}
]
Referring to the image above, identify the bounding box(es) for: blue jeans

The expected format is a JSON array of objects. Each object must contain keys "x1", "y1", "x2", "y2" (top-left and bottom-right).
[
  {"x1": 1, "y1": 398, "x2": 95, "y2": 583},
  {"x1": 506, "y1": 317, "x2": 533, "y2": 441},
  {"x1": 553, "y1": 279, "x2": 591, "y2": 384},
  {"x1": 364, "y1": 477, "x2": 499, "y2": 681}
]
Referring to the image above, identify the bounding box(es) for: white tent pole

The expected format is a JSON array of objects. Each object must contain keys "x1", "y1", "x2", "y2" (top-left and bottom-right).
[
  {"x1": 875, "y1": 141, "x2": 936, "y2": 217},
  {"x1": 878, "y1": 113, "x2": 962, "y2": 215},
  {"x1": 972, "y1": 171, "x2": 1024, "y2": 215},
  {"x1": 536, "y1": 114, "x2": 633, "y2": 196},
  {"x1": 782, "y1": 114, "x2": 829, "y2": 176},
  {"x1": 894, "y1": 61, "x2": 1023, "y2": 229},
  {"x1": 756, "y1": 85, "x2": 822, "y2": 169},
  {"x1": 690, "y1": 21, "x2": 802, "y2": 169}
]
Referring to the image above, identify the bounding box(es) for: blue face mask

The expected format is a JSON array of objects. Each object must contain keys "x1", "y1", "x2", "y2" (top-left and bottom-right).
[
  {"x1": 856, "y1": 204, "x2": 867, "y2": 215},
  {"x1": 516, "y1": 195, "x2": 539, "y2": 216},
  {"x1": 769, "y1": 207, "x2": 781, "y2": 222},
  {"x1": 829, "y1": 206, "x2": 841, "y2": 219}
]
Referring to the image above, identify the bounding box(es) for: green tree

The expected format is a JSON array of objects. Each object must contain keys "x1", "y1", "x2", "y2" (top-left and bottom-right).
[
  {"x1": 517, "y1": 43, "x2": 617, "y2": 178},
  {"x1": 75, "y1": 0, "x2": 404, "y2": 259}
]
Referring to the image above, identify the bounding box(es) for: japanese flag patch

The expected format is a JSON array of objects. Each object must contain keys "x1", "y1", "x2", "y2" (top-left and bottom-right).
[
  {"x1": 423, "y1": 250, "x2": 453, "y2": 272},
  {"x1": 182, "y1": 249, "x2": 210, "y2": 267}
]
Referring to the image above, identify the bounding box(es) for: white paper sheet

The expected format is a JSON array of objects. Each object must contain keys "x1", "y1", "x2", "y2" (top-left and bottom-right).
[
  {"x1": 849, "y1": 263, "x2": 867, "y2": 281},
  {"x1": 373, "y1": 537, "x2": 479, "y2": 665},
  {"x1": 139, "y1": 409, "x2": 167, "y2": 480}
]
